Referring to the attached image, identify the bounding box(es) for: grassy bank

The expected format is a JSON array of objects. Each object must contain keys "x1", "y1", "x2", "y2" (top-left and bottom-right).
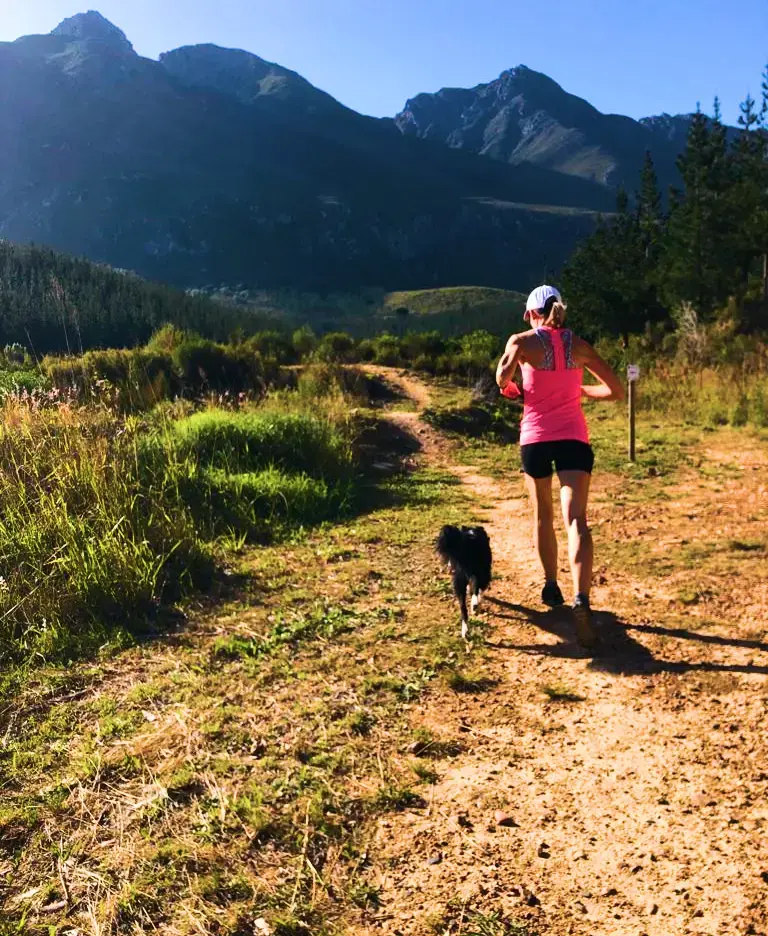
[{"x1": 0, "y1": 368, "x2": 362, "y2": 672}]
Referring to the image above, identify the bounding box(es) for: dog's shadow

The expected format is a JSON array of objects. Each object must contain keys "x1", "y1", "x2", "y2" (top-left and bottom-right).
[{"x1": 483, "y1": 596, "x2": 768, "y2": 676}]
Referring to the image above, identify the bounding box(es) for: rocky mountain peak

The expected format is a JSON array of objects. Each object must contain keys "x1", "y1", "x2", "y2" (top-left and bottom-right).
[{"x1": 51, "y1": 11, "x2": 134, "y2": 53}]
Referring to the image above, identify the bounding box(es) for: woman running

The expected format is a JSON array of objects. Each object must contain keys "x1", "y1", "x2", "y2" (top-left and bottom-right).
[{"x1": 495, "y1": 285, "x2": 624, "y2": 647}]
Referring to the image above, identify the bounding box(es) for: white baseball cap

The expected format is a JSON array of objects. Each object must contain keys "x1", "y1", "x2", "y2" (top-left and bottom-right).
[{"x1": 524, "y1": 285, "x2": 562, "y2": 320}]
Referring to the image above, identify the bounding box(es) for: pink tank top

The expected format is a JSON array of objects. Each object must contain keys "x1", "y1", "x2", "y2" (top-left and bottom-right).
[{"x1": 519, "y1": 327, "x2": 589, "y2": 446}]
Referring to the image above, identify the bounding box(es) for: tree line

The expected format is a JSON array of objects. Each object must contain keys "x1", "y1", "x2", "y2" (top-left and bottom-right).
[
  {"x1": 0, "y1": 242, "x2": 275, "y2": 354},
  {"x1": 562, "y1": 66, "x2": 768, "y2": 341}
]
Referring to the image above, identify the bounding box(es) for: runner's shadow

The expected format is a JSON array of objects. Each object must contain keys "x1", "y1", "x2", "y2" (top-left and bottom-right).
[{"x1": 484, "y1": 596, "x2": 768, "y2": 676}]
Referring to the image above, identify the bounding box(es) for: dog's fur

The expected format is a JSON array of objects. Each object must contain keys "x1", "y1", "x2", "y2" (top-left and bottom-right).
[{"x1": 436, "y1": 525, "x2": 492, "y2": 639}]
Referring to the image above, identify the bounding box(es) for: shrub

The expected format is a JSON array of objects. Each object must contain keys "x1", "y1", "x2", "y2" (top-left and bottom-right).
[
  {"x1": 370, "y1": 334, "x2": 403, "y2": 367},
  {"x1": 246, "y1": 330, "x2": 295, "y2": 364},
  {"x1": 43, "y1": 338, "x2": 268, "y2": 410},
  {"x1": 171, "y1": 338, "x2": 262, "y2": 395},
  {"x1": 314, "y1": 332, "x2": 356, "y2": 364},
  {"x1": 146, "y1": 324, "x2": 187, "y2": 354},
  {"x1": 297, "y1": 363, "x2": 369, "y2": 403},
  {"x1": 730, "y1": 395, "x2": 750, "y2": 427},
  {"x1": 292, "y1": 324, "x2": 318, "y2": 360}
]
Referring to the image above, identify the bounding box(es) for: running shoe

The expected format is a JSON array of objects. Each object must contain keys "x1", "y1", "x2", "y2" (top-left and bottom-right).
[
  {"x1": 541, "y1": 581, "x2": 565, "y2": 608},
  {"x1": 573, "y1": 594, "x2": 597, "y2": 649}
]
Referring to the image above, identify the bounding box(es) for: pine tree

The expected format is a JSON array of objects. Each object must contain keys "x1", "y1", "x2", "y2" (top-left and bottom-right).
[
  {"x1": 638, "y1": 151, "x2": 663, "y2": 260},
  {"x1": 659, "y1": 103, "x2": 739, "y2": 314},
  {"x1": 562, "y1": 186, "x2": 665, "y2": 342},
  {"x1": 730, "y1": 67, "x2": 768, "y2": 301}
]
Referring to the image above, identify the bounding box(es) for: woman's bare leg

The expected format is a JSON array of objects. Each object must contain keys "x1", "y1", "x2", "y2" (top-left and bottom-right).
[
  {"x1": 558, "y1": 470, "x2": 596, "y2": 648},
  {"x1": 524, "y1": 473, "x2": 558, "y2": 583},
  {"x1": 557, "y1": 470, "x2": 593, "y2": 598}
]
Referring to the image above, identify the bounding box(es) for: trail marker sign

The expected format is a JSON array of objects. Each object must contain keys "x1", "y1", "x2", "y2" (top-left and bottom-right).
[{"x1": 627, "y1": 364, "x2": 639, "y2": 461}]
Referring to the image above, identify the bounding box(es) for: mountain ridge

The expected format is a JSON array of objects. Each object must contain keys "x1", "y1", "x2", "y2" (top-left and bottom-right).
[
  {"x1": 0, "y1": 11, "x2": 617, "y2": 292},
  {"x1": 393, "y1": 66, "x2": 718, "y2": 191},
  {"x1": 0, "y1": 11, "x2": 717, "y2": 295}
]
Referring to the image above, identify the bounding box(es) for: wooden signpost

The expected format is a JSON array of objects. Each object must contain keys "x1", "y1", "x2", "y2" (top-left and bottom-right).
[{"x1": 627, "y1": 364, "x2": 640, "y2": 462}]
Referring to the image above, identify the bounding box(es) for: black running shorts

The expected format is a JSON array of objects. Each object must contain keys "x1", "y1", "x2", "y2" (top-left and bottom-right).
[{"x1": 520, "y1": 440, "x2": 595, "y2": 478}]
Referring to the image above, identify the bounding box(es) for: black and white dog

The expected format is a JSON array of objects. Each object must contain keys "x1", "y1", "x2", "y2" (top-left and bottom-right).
[{"x1": 436, "y1": 525, "x2": 492, "y2": 639}]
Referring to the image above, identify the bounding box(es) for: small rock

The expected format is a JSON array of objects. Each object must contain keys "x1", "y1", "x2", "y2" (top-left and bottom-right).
[
  {"x1": 523, "y1": 888, "x2": 540, "y2": 907},
  {"x1": 427, "y1": 852, "x2": 442, "y2": 866},
  {"x1": 647, "y1": 903, "x2": 659, "y2": 916},
  {"x1": 254, "y1": 921, "x2": 272, "y2": 936},
  {"x1": 537, "y1": 842, "x2": 551, "y2": 858},
  {"x1": 602, "y1": 887, "x2": 619, "y2": 897},
  {"x1": 494, "y1": 810, "x2": 518, "y2": 827},
  {"x1": 41, "y1": 901, "x2": 67, "y2": 915}
]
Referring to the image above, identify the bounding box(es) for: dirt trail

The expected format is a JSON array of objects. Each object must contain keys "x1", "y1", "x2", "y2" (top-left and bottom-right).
[{"x1": 366, "y1": 368, "x2": 768, "y2": 936}]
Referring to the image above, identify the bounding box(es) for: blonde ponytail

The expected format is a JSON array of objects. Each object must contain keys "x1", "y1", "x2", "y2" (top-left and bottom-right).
[{"x1": 544, "y1": 299, "x2": 567, "y2": 328}]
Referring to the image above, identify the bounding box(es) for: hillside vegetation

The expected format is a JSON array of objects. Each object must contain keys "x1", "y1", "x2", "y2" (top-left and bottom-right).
[
  {"x1": 382, "y1": 286, "x2": 525, "y2": 317},
  {"x1": 0, "y1": 242, "x2": 271, "y2": 353},
  {"x1": 0, "y1": 243, "x2": 530, "y2": 352}
]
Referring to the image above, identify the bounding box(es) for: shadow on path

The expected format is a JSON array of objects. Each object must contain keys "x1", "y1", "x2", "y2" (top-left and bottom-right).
[{"x1": 484, "y1": 596, "x2": 768, "y2": 676}]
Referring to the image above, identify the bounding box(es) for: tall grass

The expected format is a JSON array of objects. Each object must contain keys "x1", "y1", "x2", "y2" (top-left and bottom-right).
[
  {"x1": 0, "y1": 398, "x2": 211, "y2": 662},
  {"x1": 168, "y1": 409, "x2": 353, "y2": 478},
  {"x1": 0, "y1": 387, "x2": 358, "y2": 665}
]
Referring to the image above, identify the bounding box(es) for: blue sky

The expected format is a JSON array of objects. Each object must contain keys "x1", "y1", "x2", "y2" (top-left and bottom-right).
[{"x1": 5, "y1": 1, "x2": 767, "y2": 124}]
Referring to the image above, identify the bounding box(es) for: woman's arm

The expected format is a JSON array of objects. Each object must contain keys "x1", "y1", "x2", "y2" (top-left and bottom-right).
[
  {"x1": 496, "y1": 335, "x2": 524, "y2": 389},
  {"x1": 578, "y1": 341, "x2": 625, "y2": 401}
]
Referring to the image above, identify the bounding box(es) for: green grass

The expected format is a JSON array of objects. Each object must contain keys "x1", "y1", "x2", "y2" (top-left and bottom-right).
[
  {"x1": 427, "y1": 904, "x2": 537, "y2": 936},
  {"x1": 382, "y1": 286, "x2": 525, "y2": 317},
  {"x1": 169, "y1": 408, "x2": 353, "y2": 479},
  {"x1": 445, "y1": 670, "x2": 498, "y2": 694},
  {"x1": 411, "y1": 761, "x2": 441, "y2": 784},
  {"x1": 372, "y1": 783, "x2": 425, "y2": 811},
  {"x1": 541, "y1": 684, "x2": 586, "y2": 703},
  {"x1": 212, "y1": 604, "x2": 364, "y2": 661}
]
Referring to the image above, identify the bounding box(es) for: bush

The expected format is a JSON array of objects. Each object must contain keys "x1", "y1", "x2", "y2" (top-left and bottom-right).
[
  {"x1": 291, "y1": 325, "x2": 318, "y2": 360},
  {"x1": 146, "y1": 324, "x2": 187, "y2": 354},
  {"x1": 43, "y1": 337, "x2": 269, "y2": 410},
  {"x1": 314, "y1": 332, "x2": 356, "y2": 364},
  {"x1": 246, "y1": 330, "x2": 296, "y2": 364},
  {"x1": 369, "y1": 334, "x2": 404, "y2": 367},
  {"x1": 297, "y1": 363, "x2": 370, "y2": 403},
  {"x1": 171, "y1": 338, "x2": 263, "y2": 395}
]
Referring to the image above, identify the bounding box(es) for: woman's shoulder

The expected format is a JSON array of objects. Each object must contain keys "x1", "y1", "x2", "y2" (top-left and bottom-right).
[
  {"x1": 503, "y1": 328, "x2": 536, "y2": 349},
  {"x1": 569, "y1": 332, "x2": 598, "y2": 364},
  {"x1": 511, "y1": 328, "x2": 540, "y2": 342}
]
